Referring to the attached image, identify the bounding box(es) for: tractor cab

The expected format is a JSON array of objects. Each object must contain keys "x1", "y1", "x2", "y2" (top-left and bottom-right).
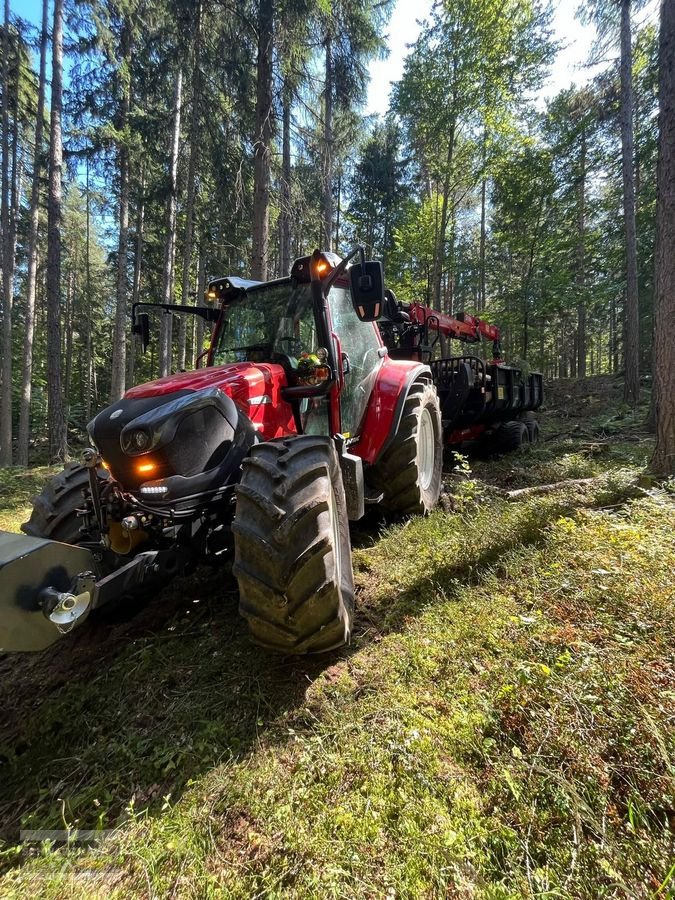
[{"x1": 131, "y1": 250, "x2": 389, "y2": 444}]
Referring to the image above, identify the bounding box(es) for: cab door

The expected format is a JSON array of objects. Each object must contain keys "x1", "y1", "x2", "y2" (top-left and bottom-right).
[{"x1": 327, "y1": 283, "x2": 384, "y2": 439}]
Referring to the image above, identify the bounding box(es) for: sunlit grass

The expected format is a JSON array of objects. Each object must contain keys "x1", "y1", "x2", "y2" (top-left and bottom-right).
[
  {"x1": 0, "y1": 391, "x2": 673, "y2": 898},
  {"x1": 0, "y1": 467, "x2": 57, "y2": 532}
]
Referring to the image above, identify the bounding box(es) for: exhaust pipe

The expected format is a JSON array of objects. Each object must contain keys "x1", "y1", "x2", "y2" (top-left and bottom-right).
[{"x1": 0, "y1": 531, "x2": 96, "y2": 652}]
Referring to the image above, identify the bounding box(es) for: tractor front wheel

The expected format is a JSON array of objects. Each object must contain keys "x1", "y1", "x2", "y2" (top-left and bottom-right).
[
  {"x1": 371, "y1": 379, "x2": 443, "y2": 516},
  {"x1": 232, "y1": 435, "x2": 355, "y2": 655},
  {"x1": 22, "y1": 461, "x2": 107, "y2": 543}
]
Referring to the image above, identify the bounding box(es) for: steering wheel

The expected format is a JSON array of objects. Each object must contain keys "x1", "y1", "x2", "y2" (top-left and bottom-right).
[{"x1": 276, "y1": 336, "x2": 304, "y2": 356}]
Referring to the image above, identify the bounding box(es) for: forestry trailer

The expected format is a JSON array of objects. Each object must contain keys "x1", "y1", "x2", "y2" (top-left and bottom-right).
[{"x1": 0, "y1": 248, "x2": 542, "y2": 655}]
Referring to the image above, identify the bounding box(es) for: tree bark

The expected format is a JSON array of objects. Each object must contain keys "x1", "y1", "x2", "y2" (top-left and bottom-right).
[
  {"x1": 322, "y1": 32, "x2": 333, "y2": 251},
  {"x1": 46, "y1": 0, "x2": 67, "y2": 461},
  {"x1": 64, "y1": 266, "x2": 74, "y2": 417},
  {"x1": 279, "y1": 78, "x2": 292, "y2": 277},
  {"x1": 619, "y1": 0, "x2": 640, "y2": 406},
  {"x1": 128, "y1": 167, "x2": 145, "y2": 386},
  {"x1": 650, "y1": 0, "x2": 675, "y2": 475},
  {"x1": 431, "y1": 126, "x2": 455, "y2": 311},
  {"x1": 110, "y1": 23, "x2": 132, "y2": 401},
  {"x1": 195, "y1": 253, "x2": 207, "y2": 367},
  {"x1": 576, "y1": 127, "x2": 587, "y2": 377},
  {"x1": 479, "y1": 176, "x2": 486, "y2": 313},
  {"x1": 251, "y1": 0, "x2": 273, "y2": 280},
  {"x1": 110, "y1": 22, "x2": 131, "y2": 403},
  {"x1": 178, "y1": 1, "x2": 202, "y2": 371},
  {"x1": 83, "y1": 156, "x2": 94, "y2": 422},
  {"x1": 0, "y1": 0, "x2": 12, "y2": 464},
  {"x1": 159, "y1": 68, "x2": 183, "y2": 377},
  {"x1": 17, "y1": 0, "x2": 48, "y2": 466}
]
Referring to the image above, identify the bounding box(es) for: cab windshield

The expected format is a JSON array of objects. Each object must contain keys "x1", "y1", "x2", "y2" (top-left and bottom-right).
[{"x1": 211, "y1": 281, "x2": 319, "y2": 366}]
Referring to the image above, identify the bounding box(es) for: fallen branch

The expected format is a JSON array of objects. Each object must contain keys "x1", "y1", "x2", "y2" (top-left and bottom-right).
[
  {"x1": 544, "y1": 427, "x2": 585, "y2": 442},
  {"x1": 505, "y1": 477, "x2": 599, "y2": 500}
]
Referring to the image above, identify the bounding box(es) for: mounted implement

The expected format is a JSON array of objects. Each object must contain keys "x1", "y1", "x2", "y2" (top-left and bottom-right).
[{"x1": 0, "y1": 248, "x2": 540, "y2": 654}]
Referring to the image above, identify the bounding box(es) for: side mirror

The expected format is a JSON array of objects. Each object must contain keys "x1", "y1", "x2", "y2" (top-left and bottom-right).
[
  {"x1": 132, "y1": 312, "x2": 150, "y2": 354},
  {"x1": 349, "y1": 260, "x2": 384, "y2": 322}
]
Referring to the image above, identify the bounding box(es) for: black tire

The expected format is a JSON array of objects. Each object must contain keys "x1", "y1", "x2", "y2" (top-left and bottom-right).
[
  {"x1": 500, "y1": 420, "x2": 530, "y2": 453},
  {"x1": 232, "y1": 435, "x2": 355, "y2": 655},
  {"x1": 22, "y1": 462, "x2": 107, "y2": 542},
  {"x1": 371, "y1": 379, "x2": 443, "y2": 515}
]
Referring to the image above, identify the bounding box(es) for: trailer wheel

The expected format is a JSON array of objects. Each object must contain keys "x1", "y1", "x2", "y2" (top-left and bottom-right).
[
  {"x1": 22, "y1": 462, "x2": 108, "y2": 543},
  {"x1": 232, "y1": 435, "x2": 355, "y2": 655},
  {"x1": 500, "y1": 420, "x2": 530, "y2": 453},
  {"x1": 371, "y1": 379, "x2": 443, "y2": 515},
  {"x1": 524, "y1": 417, "x2": 540, "y2": 445}
]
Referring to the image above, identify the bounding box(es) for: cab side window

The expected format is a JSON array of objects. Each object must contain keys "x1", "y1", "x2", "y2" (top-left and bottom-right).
[{"x1": 328, "y1": 284, "x2": 382, "y2": 437}]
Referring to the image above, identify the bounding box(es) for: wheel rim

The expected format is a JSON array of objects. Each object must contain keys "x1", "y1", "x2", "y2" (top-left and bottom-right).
[
  {"x1": 328, "y1": 484, "x2": 343, "y2": 584},
  {"x1": 418, "y1": 406, "x2": 436, "y2": 492}
]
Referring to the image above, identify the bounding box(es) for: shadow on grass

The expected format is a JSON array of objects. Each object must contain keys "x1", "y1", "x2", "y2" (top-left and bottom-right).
[{"x1": 0, "y1": 471, "x2": 640, "y2": 860}]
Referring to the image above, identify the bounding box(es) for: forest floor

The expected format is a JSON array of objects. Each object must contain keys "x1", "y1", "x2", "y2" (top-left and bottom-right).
[{"x1": 0, "y1": 375, "x2": 673, "y2": 898}]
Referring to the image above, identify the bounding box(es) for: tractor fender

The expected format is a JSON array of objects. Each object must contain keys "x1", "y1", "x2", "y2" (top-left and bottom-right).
[{"x1": 353, "y1": 360, "x2": 433, "y2": 466}]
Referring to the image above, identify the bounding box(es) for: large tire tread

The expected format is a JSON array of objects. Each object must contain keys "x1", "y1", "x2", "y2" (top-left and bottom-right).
[
  {"x1": 500, "y1": 420, "x2": 530, "y2": 453},
  {"x1": 22, "y1": 462, "x2": 105, "y2": 544},
  {"x1": 232, "y1": 435, "x2": 354, "y2": 655}
]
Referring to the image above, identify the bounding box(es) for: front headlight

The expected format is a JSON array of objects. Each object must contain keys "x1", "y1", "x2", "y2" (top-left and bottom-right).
[{"x1": 122, "y1": 428, "x2": 152, "y2": 455}]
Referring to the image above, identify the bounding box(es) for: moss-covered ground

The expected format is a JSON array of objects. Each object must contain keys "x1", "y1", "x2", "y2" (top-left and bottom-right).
[{"x1": 0, "y1": 376, "x2": 672, "y2": 898}]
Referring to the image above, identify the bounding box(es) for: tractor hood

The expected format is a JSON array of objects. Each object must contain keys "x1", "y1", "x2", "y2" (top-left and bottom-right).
[
  {"x1": 125, "y1": 361, "x2": 283, "y2": 409},
  {"x1": 122, "y1": 362, "x2": 297, "y2": 442}
]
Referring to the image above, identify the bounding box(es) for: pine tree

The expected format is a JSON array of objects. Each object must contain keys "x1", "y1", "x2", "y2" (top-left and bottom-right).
[
  {"x1": 650, "y1": 0, "x2": 675, "y2": 475},
  {"x1": 46, "y1": 0, "x2": 68, "y2": 461}
]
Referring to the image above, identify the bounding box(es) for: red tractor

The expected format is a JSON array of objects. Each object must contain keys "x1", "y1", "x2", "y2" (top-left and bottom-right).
[{"x1": 0, "y1": 247, "x2": 541, "y2": 656}]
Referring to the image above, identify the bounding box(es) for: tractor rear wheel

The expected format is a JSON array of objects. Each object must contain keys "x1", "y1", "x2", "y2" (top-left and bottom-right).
[
  {"x1": 371, "y1": 379, "x2": 443, "y2": 515},
  {"x1": 232, "y1": 435, "x2": 355, "y2": 655},
  {"x1": 22, "y1": 462, "x2": 107, "y2": 543}
]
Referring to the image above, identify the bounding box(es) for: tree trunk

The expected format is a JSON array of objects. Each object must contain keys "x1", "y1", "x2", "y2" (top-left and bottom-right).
[
  {"x1": 279, "y1": 77, "x2": 292, "y2": 278},
  {"x1": 178, "y1": 1, "x2": 202, "y2": 371},
  {"x1": 576, "y1": 127, "x2": 587, "y2": 377},
  {"x1": 64, "y1": 266, "x2": 74, "y2": 417},
  {"x1": 128, "y1": 168, "x2": 145, "y2": 386},
  {"x1": 322, "y1": 33, "x2": 333, "y2": 251},
  {"x1": 195, "y1": 253, "x2": 207, "y2": 367},
  {"x1": 431, "y1": 126, "x2": 455, "y2": 311},
  {"x1": 159, "y1": 68, "x2": 183, "y2": 377},
  {"x1": 479, "y1": 176, "x2": 487, "y2": 312},
  {"x1": 46, "y1": 0, "x2": 67, "y2": 461},
  {"x1": 251, "y1": 0, "x2": 273, "y2": 280},
  {"x1": 620, "y1": 0, "x2": 640, "y2": 406},
  {"x1": 17, "y1": 0, "x2": 48, "y2": 466},
  {"x1": 0, "y1": 0, "x2": 12, "y2": 464},
  {"x1": 83, "y1": 157, "x2": 94, "y2": 422},
  {"x1": 650, "y1": 0, "x2": 675, "y2": 475},
  {"x1": 110, "y1": 23, "x2": 132, "y2": 401}
]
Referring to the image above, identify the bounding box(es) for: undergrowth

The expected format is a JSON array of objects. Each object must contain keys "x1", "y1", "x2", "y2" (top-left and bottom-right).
[{"x1": 0, "y1": 381, "x2": 672, "y2": 898}]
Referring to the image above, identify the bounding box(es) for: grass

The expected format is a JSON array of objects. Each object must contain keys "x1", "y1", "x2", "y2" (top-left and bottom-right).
[
  {"x1": 0, "y1": 378, "x2": 673, "y2": 898},
  {"x1": 0, "y1": 467, "x2": 57, "y2": 532}
]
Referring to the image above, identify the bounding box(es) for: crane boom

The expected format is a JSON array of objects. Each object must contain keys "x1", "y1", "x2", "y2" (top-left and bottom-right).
[{"x1": 407, "y1": 304, "x2": 501, "y2": 345}]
